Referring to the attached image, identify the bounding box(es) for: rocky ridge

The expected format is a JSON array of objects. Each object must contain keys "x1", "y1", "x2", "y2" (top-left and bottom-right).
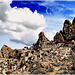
[
  {"x1": 33, "y1": 18, "x2": 75, "y2": 51},
  {"x1": 54, "y1": 18, "x2": 75, "y2": 47},
  {"x1": 0, "y1": 18, "x2": 75, "y2": 74}
]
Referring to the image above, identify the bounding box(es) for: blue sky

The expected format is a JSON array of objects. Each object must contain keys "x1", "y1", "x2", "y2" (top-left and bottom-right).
[{"x1": 0, "y1": 0, "x2": 75, "y2": 49}]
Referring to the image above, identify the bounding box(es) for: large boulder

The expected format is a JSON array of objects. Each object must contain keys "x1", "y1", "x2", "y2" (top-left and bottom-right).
[
  {"x1": 1, "y1": 45, "x2": 22, "y2": 59},
  {"x1": 1, "y1": 45, "x2": 13, "y2": 58}
]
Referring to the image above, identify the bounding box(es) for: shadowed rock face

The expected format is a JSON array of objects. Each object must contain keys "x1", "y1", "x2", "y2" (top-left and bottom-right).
[
  {"x1": 54, "y1": 31, "x2": 65, "y2": 44},
  {"x1": 63, "y1": 19, "x2": 72, "y2": 40},
  {"x1": 63, "y1": 19, "x2": 75, "y2": 41}
]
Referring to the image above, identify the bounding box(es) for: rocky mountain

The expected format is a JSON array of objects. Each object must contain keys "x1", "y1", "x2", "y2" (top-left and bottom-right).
[
  {"x1": 54, "y1": 18, "x2": 75, "y2": 47},
  {"x1": 0, "y1": 18, "x2": 75, "y2": 74},
  {"x1": 0, "y1": 52, "x2": 3, "y2": 58},
  {"x1": 33, "y1": 32, "x2": 51, "y2": 49},
  {"x1": 33, "y1": 18, "x2": 75, "y2": 52}
]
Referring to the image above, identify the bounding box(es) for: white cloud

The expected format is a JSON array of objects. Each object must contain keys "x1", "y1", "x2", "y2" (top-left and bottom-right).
[
  {"x1": 0, "y1": 1, "x2": 46, "y2": 46},
  {"x1": 45, "y1": 30, "x2": 57, "y2": 41},
  {"x1": 0, "y1": 0, "x2": 12, "y2": 4},
  {"x1": 6, "y1": 8, "x2": 45, "y2": 29},
  {"x1": 0, "y1": 2, "x2": 10, "y2": 21}
]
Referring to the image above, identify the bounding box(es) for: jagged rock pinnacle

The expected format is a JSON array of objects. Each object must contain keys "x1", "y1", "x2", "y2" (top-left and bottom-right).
[{"x1": 33, "y1": 32, "x2": 50, "y2": 49}]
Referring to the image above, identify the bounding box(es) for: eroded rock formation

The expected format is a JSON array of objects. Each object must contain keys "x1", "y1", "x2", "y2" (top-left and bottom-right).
[
  {"x1": 1, "y1": 45, "x2": 13, "y2": 58},
  {"x1": 54, "y1": 18, "x2": 75, "y2": 46},
  {"x1": 54, "y1": 30, "x2": 65, "y2": 44},
  {"x1": 33, "y1": 32, "x2": 50, "y2": 49},
  {"x1": 0, "y1": 45, "x2": 22, "y2": 59},
  {"x1": 33, "y1": 18, "x2": 75, "y2": 50}
]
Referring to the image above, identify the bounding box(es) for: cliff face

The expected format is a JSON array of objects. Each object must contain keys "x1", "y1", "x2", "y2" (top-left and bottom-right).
[{"x1": 54, "y1": 18, "x2": 75, "y2": 46}]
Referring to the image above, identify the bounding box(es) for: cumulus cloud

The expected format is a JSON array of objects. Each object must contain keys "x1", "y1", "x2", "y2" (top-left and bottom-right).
[
  {"x1": 6, "y1": 8, "x2": 45, "y2": 29},
  {"x1": 0, "y1": 1, "x2": 46, "y2": 45},
  {"x1": 0, "y1": 2, "x2": 10, "y2": 21}
]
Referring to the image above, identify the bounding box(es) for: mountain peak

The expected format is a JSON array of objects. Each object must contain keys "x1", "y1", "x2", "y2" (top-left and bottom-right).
[
  {"x1": 64, "y1": 19, "x2": 71, "y2": 25},
  {"x1": 33, "y1": 32, "x2": 50, "y2": 50}
]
